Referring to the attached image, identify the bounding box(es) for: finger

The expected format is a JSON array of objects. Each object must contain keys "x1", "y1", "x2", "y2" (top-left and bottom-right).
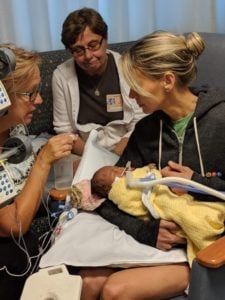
[
  {"x1": 166, "y1": 235, "x2": 187, "y2": 247},
  {"x1": 170, "y1": 233, "x2": 187, "y2": 245},
  {"x1": 161, "y1": 166, "x2": 172, "y2": 177},
  {"x1": 55, "y1": 135, "x2": 77, "y2": 148},
  {"x1": 69, "y1": 133, "x2": 79, "y2": 142},
  {"x1": 157, "y1": 243, "x2": 173, "y2": 251},
  {"x1": 55, "y1": 133, "x2": 77, "y2": 143},
  {"x1": 177, "y1": 237, "x2": 187, "y2": 244},
  {"x1": 160, "y1": 219, "x2": 181, "y2": 231},
  {"x1": 168, "y1": 160, "x2": 182, "y2": 171}
]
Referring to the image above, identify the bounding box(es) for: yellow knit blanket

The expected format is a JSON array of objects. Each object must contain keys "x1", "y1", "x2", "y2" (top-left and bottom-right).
[
  {"x1": 109, "y1": 167, "x2": 225, "y2": 266},
  {"x1": 109, "y1": 166, "x2": 151, "y2": 220}
]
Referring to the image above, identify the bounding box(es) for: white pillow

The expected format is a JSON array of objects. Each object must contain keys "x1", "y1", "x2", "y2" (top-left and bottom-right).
[
  {"x1": 72, "y1": 129, "x2": 119, "y2": 184},
  {"x1": 39, "y1": 211, "x2": 187, "y2": 269}
]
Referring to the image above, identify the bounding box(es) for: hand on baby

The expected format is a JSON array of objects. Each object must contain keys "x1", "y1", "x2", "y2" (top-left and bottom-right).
[
  {"x1": 161, "y1": 160, "x2": 193, "y2": 179},
  {"x1": 161, "y1": 161, "x2": 194, "y2": 195},
  {"x1": 157, "y1": 220, "x2": 186, "y2": 251}
]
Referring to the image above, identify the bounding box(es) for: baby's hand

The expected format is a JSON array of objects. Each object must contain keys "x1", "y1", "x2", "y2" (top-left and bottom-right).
[{"x1": 148, "y1": 163, "x2": 157, "y2": 170}]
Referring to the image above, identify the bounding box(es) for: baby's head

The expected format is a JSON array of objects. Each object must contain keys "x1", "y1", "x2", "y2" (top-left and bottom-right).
[{"x1": 91, "y1": 165, "x2": 126, "y2": 198}]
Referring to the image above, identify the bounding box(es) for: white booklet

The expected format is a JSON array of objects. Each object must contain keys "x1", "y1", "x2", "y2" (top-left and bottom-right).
[{"x1": 72, "y1": 129, "x2": 119, "y2": 184}]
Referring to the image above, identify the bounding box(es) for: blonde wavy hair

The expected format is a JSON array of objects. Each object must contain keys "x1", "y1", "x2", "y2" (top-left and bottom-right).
[
  {"x1": 0, "y1": 44, "x2": 41, "y2": 96},
  {"x1": 121, "y1": 31, "x2": 205, "y2": 97}
]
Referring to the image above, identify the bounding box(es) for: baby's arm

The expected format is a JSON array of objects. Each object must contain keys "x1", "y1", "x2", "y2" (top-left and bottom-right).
[
  {"x1": 69, "y1": 184, "x2": 83, "y2": 209},
  {"x1": 69, "y1": 180, "x2": 106, "y2": 211}
]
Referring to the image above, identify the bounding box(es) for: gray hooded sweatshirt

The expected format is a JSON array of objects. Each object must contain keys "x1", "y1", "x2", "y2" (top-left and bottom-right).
[{"x1": 97, "y1": 87, "x2": 225, "y2": 246}]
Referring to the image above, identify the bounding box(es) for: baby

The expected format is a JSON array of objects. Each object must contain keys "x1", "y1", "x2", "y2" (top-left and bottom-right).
[
  {"x1": 68, "y1": 165, "x2": 130, "y2": 211},
  {"x1": 91, "y1": 164, "x2": 156, "y2": 219},
  {"x1": 68, "y1": 164, "x2": 225, "y2": 266}
]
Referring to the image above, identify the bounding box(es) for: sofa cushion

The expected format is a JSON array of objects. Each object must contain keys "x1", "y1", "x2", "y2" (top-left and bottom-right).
[
  {"x1": 28, "y1": 49, "x2": 71, "y2": 135},
  {"x1": 191, "y1": 32, "x2": 225, "y2": 88}
]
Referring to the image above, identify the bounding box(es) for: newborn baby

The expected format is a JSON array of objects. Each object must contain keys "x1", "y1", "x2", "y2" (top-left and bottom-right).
[
  {"x1": 68, "y1": 164, "x2": 225, "y2": 266},
  {"x1": 68, "y1": 165, "x2": 132, "y2": 211}
]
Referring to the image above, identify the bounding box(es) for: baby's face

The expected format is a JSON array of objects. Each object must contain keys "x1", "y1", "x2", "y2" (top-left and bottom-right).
[{"x1": 97, "y1": 166, "x2": 126, "y2": 186}]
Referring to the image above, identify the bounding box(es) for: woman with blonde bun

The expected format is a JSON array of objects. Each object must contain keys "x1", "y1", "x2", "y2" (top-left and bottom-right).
[
  {"x1": 76, "y1": 31, "x2": 209, "y2": 300},
  {"x1": 87, "y1": 30, "x2": 225, "y2": 300}
]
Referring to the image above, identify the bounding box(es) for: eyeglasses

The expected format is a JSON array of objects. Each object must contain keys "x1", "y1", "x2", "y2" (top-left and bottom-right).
[
  {"x1": 16, "y1": 83, "x2": 42, "y2": 103},
  {"x1": 71, "y1": 37, "x2": 104, "y2": 57}
]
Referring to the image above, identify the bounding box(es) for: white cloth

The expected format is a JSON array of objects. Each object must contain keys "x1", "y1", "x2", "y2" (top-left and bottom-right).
[
  {"x1": 39, "y1": 211, "x2": 187, "y2": 269},
  {"x1": 72, "y1": 129, "x2": 119, "y2": 184},
  {"x1": 52, "y1": 50, "x2": 146, "y2": 150}
]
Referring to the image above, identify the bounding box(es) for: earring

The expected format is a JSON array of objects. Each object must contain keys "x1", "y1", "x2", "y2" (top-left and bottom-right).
[{"x1": 165, "y1": 86, "x2": 170, "y2": 92}]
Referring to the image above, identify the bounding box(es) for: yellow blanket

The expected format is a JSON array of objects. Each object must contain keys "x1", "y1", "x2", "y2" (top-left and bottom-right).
[
  {"x1": 109, "y1": 166, "x2": 151, "y2": 220},
  {"x1": 109, "y1": 167, "x2": 225, "y2": 266}
]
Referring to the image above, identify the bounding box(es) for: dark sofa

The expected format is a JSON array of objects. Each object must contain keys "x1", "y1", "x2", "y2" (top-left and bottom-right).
[{"x1": 30, "y1": 32, "x2": 225, "y2": 299}]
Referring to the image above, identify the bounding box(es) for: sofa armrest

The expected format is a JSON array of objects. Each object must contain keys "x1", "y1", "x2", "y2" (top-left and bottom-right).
[{"x1": 196, "y1": 236, "x2": 225, "y2": 268}]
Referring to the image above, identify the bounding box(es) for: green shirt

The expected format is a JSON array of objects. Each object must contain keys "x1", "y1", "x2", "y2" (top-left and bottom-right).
[{"x1": 172, "y1": 113, "x2": 193, "y2": 138}]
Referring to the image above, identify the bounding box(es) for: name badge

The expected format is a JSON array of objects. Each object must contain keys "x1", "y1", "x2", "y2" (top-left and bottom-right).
[{"x1": 106, "y1": 94, "x2": 123, "y2": 112}]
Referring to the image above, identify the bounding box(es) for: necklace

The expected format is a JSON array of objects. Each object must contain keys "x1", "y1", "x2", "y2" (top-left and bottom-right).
[
  {"x1": 95, "y1": 90, "x2": 100, "y2": 96},
  {"x1": 93, "y1": 77, "x2": 103, "y2": 96},
  {"x1": 91, "y1": 55, "x2": 108, "y2": 97},
  {"x1": 92, "y1": 72, "x2": 105, "y2": 97}
]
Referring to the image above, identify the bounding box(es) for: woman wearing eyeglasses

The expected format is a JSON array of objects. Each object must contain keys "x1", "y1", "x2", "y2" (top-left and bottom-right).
[
  {"x1": 52, "y1": 7, "x2": 146, "y2": 157},
  {"x1": 0, "y1": 44, "x2": 76, "y2": 299}
]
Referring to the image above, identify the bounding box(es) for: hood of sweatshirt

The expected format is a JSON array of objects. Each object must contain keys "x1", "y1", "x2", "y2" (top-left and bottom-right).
[
  {"x1": 154, "y1": 87, "x2": 225, "y2": 176},
  {"x1": 156, "y1": 86, "x2": 225, "y2": 127},
  {"x1": 191, "y1": 86, "x2": 225, "y2": 120}
]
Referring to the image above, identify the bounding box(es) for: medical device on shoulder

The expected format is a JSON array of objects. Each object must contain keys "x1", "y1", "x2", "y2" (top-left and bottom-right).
[
  {"x1": 21, "y1": 264, "x2": 82, "y2": 300},
  {"x1": 0, "y1": 135, "x2": 33, "y2": 207},
  {"x1": 0, "y1": 47, "x2": 16, "y2": 79},
  {"x1": 0, "y1": 47, "x2": 16, "y2": 115},
  {"x1": 1, "y1": 134, "x2": 32, "y2": 164},
  {"x1": 0, "y1": 80, "x2": 11, "y2": 116},
  {"x1": 126, "y1": 167, "x2": 225, "y2": 201},
  {"x1": 0, "y1": 161, "x2": 19, "y2": 208}
]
